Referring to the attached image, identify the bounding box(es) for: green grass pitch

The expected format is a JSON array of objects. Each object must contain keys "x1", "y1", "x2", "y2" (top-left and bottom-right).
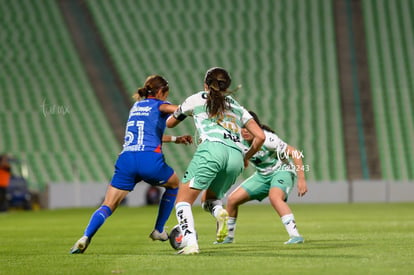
[{"x1": 1, "y1": 203, "x2": 413, "y2": 274}]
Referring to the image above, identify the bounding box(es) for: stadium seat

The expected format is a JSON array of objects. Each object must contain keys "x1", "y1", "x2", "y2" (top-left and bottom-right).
[
  {"x1": 0, "y1": 0, "x2": 120, "y2": 190},
  {"x1": 362, "y1": 0, "x2": 414, "y2": 180},
  {"x1": 85, "y1": 0, "x2": 347, "y2": 180}
]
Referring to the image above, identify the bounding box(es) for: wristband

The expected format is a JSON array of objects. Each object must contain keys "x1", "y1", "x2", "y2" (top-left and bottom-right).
[
  {"x1": 171, "y1": 136, "x2": 177, "y2": 142},
  {"x1": 173, "y1": 107, "x2": 187, "y2": 121}
]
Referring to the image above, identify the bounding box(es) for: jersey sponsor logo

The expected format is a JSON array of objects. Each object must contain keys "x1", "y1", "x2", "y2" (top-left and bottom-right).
[
  {"x1": 130, "y1": 106, "x2": 152, "y2": 116},
  {"x1": 223, "y1": 131, "x2": 240, "y2": 142}
]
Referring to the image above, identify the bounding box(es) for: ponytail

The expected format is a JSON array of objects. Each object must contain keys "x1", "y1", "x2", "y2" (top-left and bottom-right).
[
  {"x1": 204, "y1": 67, "x2": 232, "y2": 118},
  {"x1": 206, "y1": 90, "x2": 229, "y2": 118}
]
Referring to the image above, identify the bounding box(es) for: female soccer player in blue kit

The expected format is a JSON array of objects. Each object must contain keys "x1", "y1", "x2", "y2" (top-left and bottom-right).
[{"x1": 70, "y1": 75, "x2": 192, "y2": 254}]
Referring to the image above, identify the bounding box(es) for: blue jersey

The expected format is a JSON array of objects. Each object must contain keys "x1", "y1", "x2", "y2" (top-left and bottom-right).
[{"x1": 121, "y1": 98, "x2": 170, "y2": 153}]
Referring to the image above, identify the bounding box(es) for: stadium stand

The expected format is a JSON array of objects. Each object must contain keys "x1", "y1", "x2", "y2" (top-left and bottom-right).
[
  {"x1": 6, "y1": 0, "x2": 412, "y2": 187},
  {"x1": 86, "y1": 0, "x2": 347, "y2": 181},
  {"x1": 363, "y1": 0, "x2": 414, "y2": 180},
  {"x1": 2, "y1": 0, "x2": 413, "y2": 209},
  {"x1": 0, "y1": 0, "x2": 121, "y2": 189}
]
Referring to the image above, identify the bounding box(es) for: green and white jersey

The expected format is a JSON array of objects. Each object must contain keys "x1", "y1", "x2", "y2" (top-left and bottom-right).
[
  {"x1": 174, "y1": 91, "x2": 252, "y2": 152},
  {"x1": 243, "y1": 130, "x2": 296, "y2": 176}
]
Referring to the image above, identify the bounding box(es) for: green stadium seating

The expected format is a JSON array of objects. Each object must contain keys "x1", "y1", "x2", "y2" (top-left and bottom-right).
[
  {"x1": 10, "y1": 0, "x2": 406, "y2": 183},
  {"x1": 363, "y1": 0, "x2": 414, "y2": 180},
  {"x1": 86, "y1": 0, "x2": 347, "y2": 180},
  {"x1": 0, "y1": 0, "x2": 120, "y2": 189}
]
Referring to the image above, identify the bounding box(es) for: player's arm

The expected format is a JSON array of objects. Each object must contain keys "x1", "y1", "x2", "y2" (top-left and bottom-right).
[
  {"x1": 266, "y1": 131, "x2": 308, "y2": 197},
  {"x1": 286, "y1": 145, "x2": 307, "y2": 197},
  {"x1": 159, "y1": 103, "x2": 178, "y2": 114},
  {"x1": 243, "y1": 119, "x2": 265, "y2": 167},
  {"x1": 162, "y1": 135, "x2": 192, "y2": 145},
  {"x1": 167, "y1": 105, "x2": 188, "y2": 128}
]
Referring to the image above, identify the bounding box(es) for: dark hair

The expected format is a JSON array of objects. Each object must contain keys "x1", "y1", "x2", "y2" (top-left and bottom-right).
[
  {"x1": 136, "y1": 75, "x2": 169, "y2": 100},
  {"x1": 204, "y1": 67, "x2": 232, "y2": 118},
  {"x1": 248, "y1": 111, "x2": 275, "y2": 133}
]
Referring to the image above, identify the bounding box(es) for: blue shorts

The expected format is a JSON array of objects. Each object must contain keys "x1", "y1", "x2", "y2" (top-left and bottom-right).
[{"x1": 110, "y1": 151, "x2": 174, "y2": 191}]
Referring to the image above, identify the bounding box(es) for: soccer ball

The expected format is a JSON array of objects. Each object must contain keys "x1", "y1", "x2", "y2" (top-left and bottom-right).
[{"x1": 169, "y1": 225, "x2": 184, "y2": 250}]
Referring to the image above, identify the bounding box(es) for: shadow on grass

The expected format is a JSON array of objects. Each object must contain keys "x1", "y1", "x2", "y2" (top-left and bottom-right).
[
  {"x1": 199, "y1": 247, "x2": 363, "y2": 259},
  {"x1": 244, "y1": 238, "x2": 364, "y2": 249},
  {"x1": 82, "y1": 239, "x2": 364, "y2": 258},
  {"x1": 195, "y1": 239, "x2": 365, "y2": 258}
]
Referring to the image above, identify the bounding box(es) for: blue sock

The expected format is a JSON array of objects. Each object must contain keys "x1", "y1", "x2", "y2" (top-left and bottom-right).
[
  {"x1": 155, "y1": 187, "x2": 178, "y2": 232},
  {"x1": 83, "y1": 205, "x2": 112, "y2": 239}
]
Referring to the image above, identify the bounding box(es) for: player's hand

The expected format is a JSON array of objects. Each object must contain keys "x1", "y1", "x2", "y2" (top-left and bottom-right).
[
  {"x1": 297, "y1": 178, "x2": 307, "y2": 197},
  {"x1": 176, "y1": 135, "x2": 193, "y2": 145}
]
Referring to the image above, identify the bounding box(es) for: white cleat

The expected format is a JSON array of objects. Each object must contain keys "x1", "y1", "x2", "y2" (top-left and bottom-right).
[
  {"x1": 284, "y1": 236, "x2": 304, "y2": 244},
  {"x1": 70, "y1": 236, "x2": 90, "y2": 254},
  {"x1": 177, "y1": 244, "x2": 199, "y2": 255}
]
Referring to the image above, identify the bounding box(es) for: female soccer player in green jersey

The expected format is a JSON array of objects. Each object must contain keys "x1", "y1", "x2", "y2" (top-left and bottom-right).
[
  {"x1": 167, "y1": 68, "x2": 265, "y2": 254},
  {"x1": 219, "y1": 111, "x2": 308, "y2": 245}
]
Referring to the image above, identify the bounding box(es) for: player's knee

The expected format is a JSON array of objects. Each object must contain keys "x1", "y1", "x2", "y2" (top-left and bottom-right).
[
  {"x1": 164, "y1": 172, "x2": 180, "y2": 189},
  {"x1": 169, "y1": 181, "x2": 179, "y2": 189},
  {"x1": 164, "y1": 178, "x2": 179, "y2": 189},
  {"x1": 269, "y1": 187, "x2": 286, "y2": 200}
]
